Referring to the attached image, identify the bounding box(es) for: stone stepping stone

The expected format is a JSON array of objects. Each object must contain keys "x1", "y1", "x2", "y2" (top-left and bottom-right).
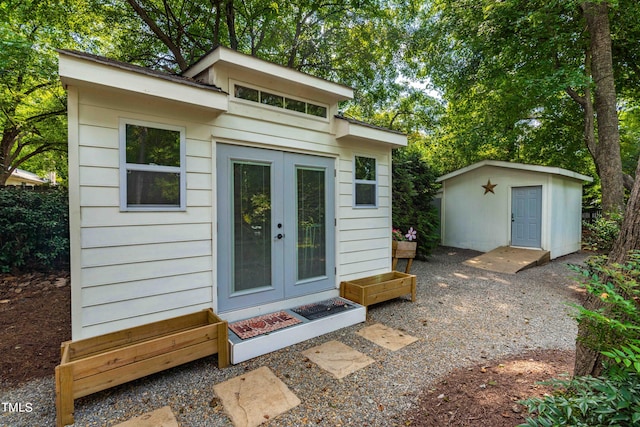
[
  {"x1": 213, "y1": 366, "x2": 300, "y2": 427},
  {"x1": 302, "y1": 340, "x2": 375, "y2": 379},
  {"x1": 356, "y1": 323, "x2": 418, "y2": 351},
  {"x1": 112, "y1": 406, "x2": 178, "y2": 427}
]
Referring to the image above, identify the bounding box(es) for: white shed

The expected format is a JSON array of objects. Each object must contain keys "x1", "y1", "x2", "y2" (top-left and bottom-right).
[
  {"x1": 58, "y1": 47, "x2": 406, "y2": 348},
  {"x1": 436, "y1": 160, "x2": 593, "y2": 259}
]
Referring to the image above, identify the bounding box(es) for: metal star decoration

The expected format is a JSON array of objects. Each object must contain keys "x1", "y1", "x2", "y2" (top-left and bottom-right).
[{"x1": 482, "y1": 179, "x2": 497, "y2": 194}]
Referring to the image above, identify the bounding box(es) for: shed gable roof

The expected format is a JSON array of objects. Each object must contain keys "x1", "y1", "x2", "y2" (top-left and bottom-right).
[{"x1": 436, "y1": 160, "x2": 593, "y2": 183}]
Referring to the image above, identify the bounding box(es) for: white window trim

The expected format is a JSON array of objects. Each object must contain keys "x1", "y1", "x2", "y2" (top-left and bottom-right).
[
  {"x1": 119, "y1": 118, "x2": 187, "y2": 211},
  {"x1": 353, "y1": 155, "x2": 378, "y2": 208},
  {"x1": 230, "y1": 79, "x2": 330, "y2": 122}
]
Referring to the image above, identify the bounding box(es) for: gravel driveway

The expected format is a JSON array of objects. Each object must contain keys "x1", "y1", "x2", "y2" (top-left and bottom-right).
[{"x1": 1, "y1": 247, "x2": 586, "y2": 427}]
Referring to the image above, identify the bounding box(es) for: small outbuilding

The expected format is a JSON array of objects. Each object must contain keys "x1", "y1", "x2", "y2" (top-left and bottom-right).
[
  {"x1": 58, "y1": 47, "x2": 407, "y2": 356},
  {"x1": 436, "y1": 160, "x2": 593, "y2": 259}
]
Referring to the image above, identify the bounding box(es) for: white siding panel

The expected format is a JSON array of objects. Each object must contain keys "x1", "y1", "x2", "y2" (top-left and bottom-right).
[
  {"x1": 339, "y1": 206, "x2": 389, "y2": 219},
  {"x1": 80, "y1": 207, "x2": 211, "y2": 227},
  {"x1": 81, "y1": 240, "x2": 211, "y2": 267},
  {"x1": 79, "y1": 166, "x2": 119, "y2": 187},
  {"x1": 338, "y1": 248, "x2": 388, "y2": 264},
  {"x1": 340, "y1": 237, "x2": 387, "y2": 253},
  {"x1": 79, "y1": 146, "x2": 119, "y2": 168},
  {"x1": 82, "y1": 271, "x2": 212, "y2": 306},
  {"x1": 79, "y1": 186, "x2": 120, "y2": 207},
  {"x1": 341, "y1": 228, "x2": 389, "y2": 241},
  {"x1": 187, "y1": 172, "x2": 212, "y2": 190},
  {"x1": 340, "y1": 217, "x2": 388, "y2": 231},
  {"x1": 340, "y1": 259, "x2": 389, "y2": 278},
  {"x1": 188, "y1": 189, "x2": 212, "y2": 207},
  {"x1": 187, "y1": 139, "x2": 212, "y2": 158},
  {"x1": 186, "y1": 155, "x2": 211, "y2": 173},
  {"x1": 79, "y1": 103, "x2": 119, "y2": 128},
  {"x1": 82, "y1": 287, "x2": 212, "y2": 326},
  {"x1": 79, "y1": 125, "x2": 118, "y2": 149},
  {"x1": 82, "y1": 255, "x2": 211, "y2": 287},
  {"x1": 81, "y1": 223, "x2": 211, "y2": 248}
]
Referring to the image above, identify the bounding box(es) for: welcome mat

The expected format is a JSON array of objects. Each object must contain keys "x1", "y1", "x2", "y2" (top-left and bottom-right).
[
  {"x1": 229, "y1": 312, "x2": 301, "y2": 340},
  {"x1": 292, "y1": 298, "x2": 355, "y2": 321}
]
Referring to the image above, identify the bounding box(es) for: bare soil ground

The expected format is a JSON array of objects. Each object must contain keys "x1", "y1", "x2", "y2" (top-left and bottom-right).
[
  {"x1": 1, "y1": 271, "x2": 573, "y2": 427},
  {"x1": 0, "y1": 271, "x2": 71, "y2": 388},
  {"x1": 405, "y1": 349, "x2": 574, "y2": 426}
]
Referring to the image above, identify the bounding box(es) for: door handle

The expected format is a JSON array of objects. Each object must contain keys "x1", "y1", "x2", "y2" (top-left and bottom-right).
[
  {"x1": 511, "y1": 213, "x2": 515, "y2": 222},
  {"x1": 276, "y1": 233, "x2": 284, "y2": 240}
]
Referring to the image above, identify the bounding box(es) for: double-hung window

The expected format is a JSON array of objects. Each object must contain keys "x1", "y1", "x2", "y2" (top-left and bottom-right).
[
  {"x1": 120, "y1": 119, "x2": 186, "y2": 210},
  {"x1": 354, "y1": 156, "x2": 377, "y2": 207}
]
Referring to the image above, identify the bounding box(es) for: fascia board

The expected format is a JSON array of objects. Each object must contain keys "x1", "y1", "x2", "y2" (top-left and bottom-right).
[
  {"x1": 59, "y1": 54, "x2": 228, "y2": 112},
  {"x1": 335, "y1": 118, "x2": 408, "y2": 147}
]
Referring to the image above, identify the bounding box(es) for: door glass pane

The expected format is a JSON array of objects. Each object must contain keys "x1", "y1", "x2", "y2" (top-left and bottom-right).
[
  {"x1": 297, "y1": 168, "x2": 326, "y2": 281},
  {"x1": 233, "y1": 162, "x2": 271, "y2": 292}
]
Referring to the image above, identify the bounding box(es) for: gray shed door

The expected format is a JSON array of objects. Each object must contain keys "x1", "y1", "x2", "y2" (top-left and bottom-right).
[{"x1": 511, "y1": 186, "x2": 542, "y2": 248}]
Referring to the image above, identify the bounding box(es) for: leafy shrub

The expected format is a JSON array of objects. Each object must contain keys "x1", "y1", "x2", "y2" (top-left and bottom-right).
[
  {"x1": 519, "y1": 252, "x2": 640, "y2": 427},
  {"x1": 392, "y1": 145, "x2": 440, "y2": 258},
  {"x1": 519, "y1": 374, "x2": 640, "y2": 427},
  {"x1": 0, "y1": 188, "x2": 69, "y2": 272},
  {"x1": 582, "y1": 211, "x2": 623, "y2": 252}
]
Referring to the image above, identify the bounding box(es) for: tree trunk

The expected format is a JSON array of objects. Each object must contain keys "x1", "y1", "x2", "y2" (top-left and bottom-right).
[
  {"x1": 581, "y1": 2, "x2": 625, "y2": 214},
  {"x1": 226, "y1": 0, "x2": 238, "y2": 50},
  {"x1": 609, "y1": 157, "x2": 640, "y2": 264},
  {"x1": 573, "y1": 1, "x2": 633, "y2": 378}
]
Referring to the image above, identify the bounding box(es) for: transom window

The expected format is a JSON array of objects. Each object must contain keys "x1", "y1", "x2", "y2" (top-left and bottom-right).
[
  {"x1": 234, "y1": 84, "x2": 328, "y2": 118},
  {"x1": 119, "y1": 119, "x2": 186, "y2": 210},
  {"x1": 354, "y1": 156, "x2": 377, "y2": 207}
]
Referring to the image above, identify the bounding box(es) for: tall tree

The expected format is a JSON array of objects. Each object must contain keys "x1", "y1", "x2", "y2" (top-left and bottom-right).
[
  {"x1": 580, "y1": 1, "x2": 624, "y2": 212},
  {"x1": 410, "y1": 0, "x2": 639, "y2": 213},
  {"x1": 116, "y1": 0, "x2": 420, "y2": 110},
  {"x1": 0, "y1": 0, "x2": 119, "y2": 185}
]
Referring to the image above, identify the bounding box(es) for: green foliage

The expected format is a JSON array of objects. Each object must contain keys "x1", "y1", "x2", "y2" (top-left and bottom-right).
[
  {"x1": 391, "y1": 144, "x2": 440, "y2": 258},
  {"x1": 407, "y1": 0, "x2": 640, "y2": 185},
  {"x1": 571, "y1": 254, "x2": 640, "y2": 355},
  {"x1": 519, "y1": 252, "x2": 640, "y2": 426},
  {"x1": 583, "y1": 212, "x2": 623, "y2": 252},
  {"x1": 519, "y1": 374, "x2": 640, "y2": 427},
  {"x1": 0, "y1": 188, "x2": 69, "y2": 272}
]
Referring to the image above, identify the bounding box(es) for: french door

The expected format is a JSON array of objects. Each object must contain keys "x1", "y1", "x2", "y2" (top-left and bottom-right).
[{"x1": 216, "y1": 144, "x2": 335, "y2": 312}]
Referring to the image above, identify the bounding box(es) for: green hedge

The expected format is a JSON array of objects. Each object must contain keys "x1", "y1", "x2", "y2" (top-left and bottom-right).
[
  {"x1": 392, "y1": 145, "x2": 440, "y2": 258},
  {"x1": 0, "y1": 187, "x2": 69, "y2": 272}
]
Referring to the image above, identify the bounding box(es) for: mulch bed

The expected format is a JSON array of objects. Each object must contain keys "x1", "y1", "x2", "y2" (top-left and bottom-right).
[
  {"x1": 405, "y1": 349, "x2": 574, "y2": 427},
  {"x1": 0, "y1": 271, "x2": 71, "y2": 388}
]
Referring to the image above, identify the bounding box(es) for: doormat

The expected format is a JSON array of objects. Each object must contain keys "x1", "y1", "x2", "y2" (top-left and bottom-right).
[
  {"x1": 229, "y1": 312, "x2": 301, "y2": 340},
  {"x1": 292, "y1": 298, "x2": 355, "y2": 321}
]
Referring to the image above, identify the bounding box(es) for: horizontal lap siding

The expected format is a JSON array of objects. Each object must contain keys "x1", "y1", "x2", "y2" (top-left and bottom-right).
[
  {"x1": 337, "y1": 155, "x2": 392, "y2": 281},
  {"x1": 75, "y1": 92, "x2": 214, "y2": 339}
]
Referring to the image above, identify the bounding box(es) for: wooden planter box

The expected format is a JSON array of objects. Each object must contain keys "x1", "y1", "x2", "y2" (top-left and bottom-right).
[
  {"x1": 55, "y1": 308, "x2": 228, "y2": 427},
  {"x1": 340, "y1": 271, "x2": 416, "y2": 308}
]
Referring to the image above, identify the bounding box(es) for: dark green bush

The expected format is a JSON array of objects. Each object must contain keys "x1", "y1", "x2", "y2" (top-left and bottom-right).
[
  {"x1": 392, "y1": 145, "x2": 440, "y2": 258},
  {"x1": 0, "y1": 187, "x2": 69, "y2": 272},
  {"x1": 582, "y1": 212, "x2": 623, "y2": 252}
]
